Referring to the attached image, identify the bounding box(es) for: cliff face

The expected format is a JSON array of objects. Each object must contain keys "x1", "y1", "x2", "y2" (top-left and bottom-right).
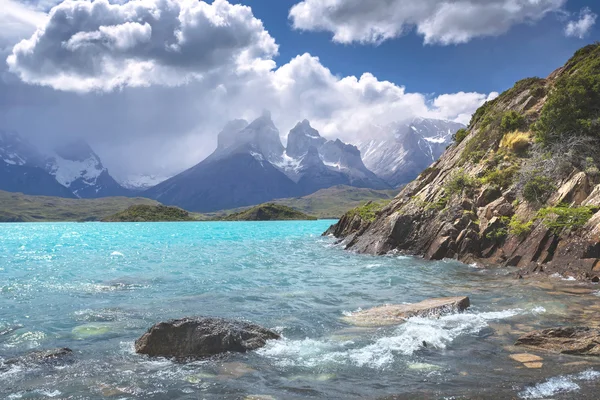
[{"x1": 326, "y1": 45, "x2": 600, "y2": 282}]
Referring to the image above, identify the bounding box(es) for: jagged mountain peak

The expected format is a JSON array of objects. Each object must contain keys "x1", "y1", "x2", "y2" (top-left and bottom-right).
[
  {"x1": 217, "y1": 119, "x2": 249, "y2": 151},
  {"x1": 287, "y1": 119, "x2": 326, "y2": 158}
]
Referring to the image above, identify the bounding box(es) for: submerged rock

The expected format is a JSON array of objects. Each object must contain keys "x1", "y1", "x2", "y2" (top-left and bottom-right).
[
  {"x1": 2, "y1": 348, "x2": 74, "y2": 370},
  {"x1": 342, "y1": 296, "x2": 470, "y2": 327},
  {"x1": 515, "y1": 327, "x2": 600, "y2": 356},
  {"x1": 135, "y1": 317, "x2": 280, "y2": 359}
]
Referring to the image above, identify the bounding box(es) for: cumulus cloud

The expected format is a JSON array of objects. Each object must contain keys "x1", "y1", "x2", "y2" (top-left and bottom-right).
[
  {"x1": 289, "y1": 0, "x2": 566, "y2": 45},
  {"x1": 2, "y1": 0, "x2": 495, "y2": 180},
  {"x1": 7, "y1": 0, "x2": 278, "y2": 91},
  {"x1": 565, "y1": 7, "x2": 597, "y2": 39}
]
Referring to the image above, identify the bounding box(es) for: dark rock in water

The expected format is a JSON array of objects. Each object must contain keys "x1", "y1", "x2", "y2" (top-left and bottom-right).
[
  {"x1": 135, "y1": 317, "x2": 280, "y2": 359},
  {"x1": 3, "y1": 348, "x2": 74, "y2": 370},
  {"x1": 515, "y1": 327, "x2": 600, "y2": 356}
]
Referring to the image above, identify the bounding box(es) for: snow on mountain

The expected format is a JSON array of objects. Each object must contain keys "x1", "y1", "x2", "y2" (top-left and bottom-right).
[
  {"x1": 119, "y1": 174, "x2": 170, "y2": 191},
  {"x1": 358, "y1": 118, "x2": 465, "y2": 188},
  {"x1": 47, "y1": 140, "x2": 131, "y2": 198},
  {"x1": 0, "y1": 130, "x2": 46, "y2": 167}
]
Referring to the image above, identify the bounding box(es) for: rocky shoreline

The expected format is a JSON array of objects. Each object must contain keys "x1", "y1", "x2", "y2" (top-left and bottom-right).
[{"x1": 325, "y1": 45, "x2": 600, "y2": 283}]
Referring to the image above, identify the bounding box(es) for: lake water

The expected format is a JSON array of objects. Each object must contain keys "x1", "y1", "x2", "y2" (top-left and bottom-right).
[{"x1": 2, "y1": 221, "x2": 600, "y2": 399}]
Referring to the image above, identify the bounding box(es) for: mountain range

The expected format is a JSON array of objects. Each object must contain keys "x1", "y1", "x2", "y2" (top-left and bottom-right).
[
  {"x1": 358, "y1": 118, "x2": 465, "y2": 188},
  {"x1": 145, "y1": 112, "x2": 390, "y2": 212},
  {"x1": 0, "y1": 131, "x2": 130, "y2": 199},
  {"x1": 0, "y1": 115, "x2": 463, "y2": 211}
]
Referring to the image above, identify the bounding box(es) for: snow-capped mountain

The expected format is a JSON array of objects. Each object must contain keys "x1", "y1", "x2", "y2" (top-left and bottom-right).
[
  {"x1": 145, "y1": 113, "x2": 389, "y2": 212},
  {"x1": 0, "y1": 132, "x2": 131, "y2": 198},
  {"x1": 0, "y1": 131, "x2": 76, "y2": 197},
  {"x1": 358, "y1": 118, "x2": 466, "y2": 188},
  {"x1": 47, "y1": 140, "x2": 131, "y2": 198},
  {"x1": 276, "y1": 120, "x2": 389, "y2": 191}
]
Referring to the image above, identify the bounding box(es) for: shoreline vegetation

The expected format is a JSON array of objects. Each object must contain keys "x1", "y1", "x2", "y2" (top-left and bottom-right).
[{"x1": 0, "y1": 185, "x2": 398, "y2": 223}]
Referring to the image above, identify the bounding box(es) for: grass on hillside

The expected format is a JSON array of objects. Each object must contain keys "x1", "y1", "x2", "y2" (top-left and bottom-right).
[
  {"x1": 102, "y1": 205, "x2": 196, "y2": 222},
  {"x1": 0, "y1": 191, "x2": 159, "y2": 222},
  {"x1": 219, "y1": 203, "x2": 317, "y2": 221}
]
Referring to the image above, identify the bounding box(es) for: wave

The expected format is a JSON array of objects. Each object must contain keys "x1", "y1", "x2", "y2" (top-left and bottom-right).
[{"x1": 258, "y1": 309, "x2": 521, "y2": 369}]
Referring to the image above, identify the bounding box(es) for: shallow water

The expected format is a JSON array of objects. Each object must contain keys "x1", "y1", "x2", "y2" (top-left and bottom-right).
[{"x1": 1, "y1": 221, "x2": 600, "y2": 399}]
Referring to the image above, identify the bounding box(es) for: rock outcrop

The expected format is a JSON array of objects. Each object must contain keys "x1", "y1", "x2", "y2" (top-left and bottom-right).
[
  {"x1": 1, "y1": 348, "x2": 74, "y2": 371},
  {"x1": 325, "y1": 45, "x2": 600, "y2": 282},
  {"x1": 342, "y1": 296, "x2": 470, "y2": 327},
  {"x1": 515, "y1": 327, "x2": 600, "y2": 356},
  {"x1": 135, "y1": 317, "x2": 280, "y2": 359}
]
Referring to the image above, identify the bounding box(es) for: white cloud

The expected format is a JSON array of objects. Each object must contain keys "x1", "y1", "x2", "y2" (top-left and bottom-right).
[
  {"x1": 7, "y1": 0, "x2": 278, "y2": 92},
  {"x1": 565, "y1": 7, "x2": 597, "y2": 39},
  {"x1": 2, "y1": 0, "x2": 495, "y2": 179},
  {"x1": 289, "y1": 0, "x2": 566, "y2": 45},
  {"x1": 0, "y1": 0, "x2": 48, "y2": 48}
]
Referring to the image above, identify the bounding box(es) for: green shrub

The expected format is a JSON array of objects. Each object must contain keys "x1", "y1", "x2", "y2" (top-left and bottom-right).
[
  {"x1": 508, "y1": 216, "x2": 534, "y2": 237},
  {"x1": 486, "y1": 227, "x2": 508, "y2": 241},
  {"x1": 427, "y1": 195, "x2": 449, "y2": 211},
  {"x1": 453, "y1": 128, "x2": 468, "y2": 144},
  {"x1": 522, "y1": 175, "x2": 556, "y2": 203},
  {"x1": 444, "y1": 170, "x2": 480, "y2": 196},
  {"x1": 481, "y1": 165, "x2": 519, "y2": 189},
  {"x1": 349, "y1": 201, "x2": 389, "y2": 222},
  {"x1": 534, "y1": 44, "x2": 600, "y2": 144},
  {"x1": 500, "y1": 111, "x2": 526, "y2": 133},
  {"x1": 536, "y1": 204, "x2": 596, "y2": 234}
]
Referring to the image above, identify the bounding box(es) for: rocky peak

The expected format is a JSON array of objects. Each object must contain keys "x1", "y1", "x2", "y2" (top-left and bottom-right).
[
  {"x1": 214, "y1": 112, "x2": 284, "y2": 163},
  {"x1": 320, "y1": 139, "x2": 365, "y2": 171},
  {"x1": 216, "y1": 119, "x2": 249, "y2": 151},
  {"x1": 286, "y1": 119, "x2": 326, "y2": 158}
]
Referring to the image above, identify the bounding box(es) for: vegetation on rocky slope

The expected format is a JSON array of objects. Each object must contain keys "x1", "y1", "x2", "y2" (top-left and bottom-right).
[
  {"x1": 327, "y1": 44, "x2": 600, "y2": 282},
  {"x1": 219, "y1": 203, "x2": 317, "y2": 221},
  {"x1": 103, "y1": 205, "x2": 196, "y2": 222}
]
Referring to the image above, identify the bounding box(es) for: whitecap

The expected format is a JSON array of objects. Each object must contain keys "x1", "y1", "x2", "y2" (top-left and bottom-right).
[
  {"x1": 111, "y1": 251, "x2": 125, "y2": 257},
  {"x1": 530, "y1": 306, "x2": 546, "y2": 315},
  {"x1": 259, "y1": 309, "x2": 521, "y2": 370},
  {"x1": 519, "y1": 369, "x2": 600, "y2": 399},
  {"x1": 519, "y1": 376, "x2": 580, "y2": 399}
]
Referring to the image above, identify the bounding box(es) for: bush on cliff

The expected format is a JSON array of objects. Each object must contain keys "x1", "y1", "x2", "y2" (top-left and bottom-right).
[
  {"x1": 453, "y1": 128, "x2": 468, "y2": 144},
  {"x1": 445, "y1": 170, "x2": 480, "y2": 196},
  {"x1": 534, "y1": 44, "x2": 600, "y2": 144},
  {"x1": 536, "y1": 204, "x2": 596, "y2": 234}
]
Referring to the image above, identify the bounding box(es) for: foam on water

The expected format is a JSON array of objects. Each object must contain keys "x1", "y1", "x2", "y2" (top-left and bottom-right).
[
  {"x1": 259, "y1": 309, "x2": 521, "y2": 369},
  {"x1": 519, "y1": 370, "x2": 600, "y2": 399}
]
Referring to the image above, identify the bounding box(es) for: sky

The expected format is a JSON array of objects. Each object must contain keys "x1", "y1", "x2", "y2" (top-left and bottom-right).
[{"x1": 0, "y1": 0, "x2": 598, "y2": 181}]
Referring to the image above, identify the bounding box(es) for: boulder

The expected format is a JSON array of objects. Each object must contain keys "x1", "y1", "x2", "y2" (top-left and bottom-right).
[
  {"x1": 515, "y1": 327, "x2": 600, "y2": 356},
  {"x1": 135, "y1": 317, "x2": 280, "y2": 359},
  {"x1": 342, "y1": 297, "x2": 471, "y2": 327}
]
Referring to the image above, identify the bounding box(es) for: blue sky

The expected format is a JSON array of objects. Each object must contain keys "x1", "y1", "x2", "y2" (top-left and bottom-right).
[
  {"x1": 241, "y1": 0, "x2": 598, "y2": 94},
  {"x1": 0, "y1": 0, "x2": 598, "y2": 178}
]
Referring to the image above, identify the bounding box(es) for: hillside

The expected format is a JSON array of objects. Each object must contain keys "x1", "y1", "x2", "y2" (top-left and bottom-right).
[
  {"x1": 102, "y1": 205, "x2": 196, "y2": 222},
  {"x1": 220, "y1": 203, "x2": 317, "y2": 221},
  {"x1": 0, "y1": 191, "x2": 158, "y2": 222},
  {"x1": 272, "y1": 185, "x2": 399, "y2": 218},
  {"x1": 326, "y1": 44, "x2": 600, "y2": 282}
]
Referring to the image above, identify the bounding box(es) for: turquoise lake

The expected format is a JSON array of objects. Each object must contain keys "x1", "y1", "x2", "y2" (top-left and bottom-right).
[{"x1": 2, "y1": 221, "x2": 600, "y2": 399}]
